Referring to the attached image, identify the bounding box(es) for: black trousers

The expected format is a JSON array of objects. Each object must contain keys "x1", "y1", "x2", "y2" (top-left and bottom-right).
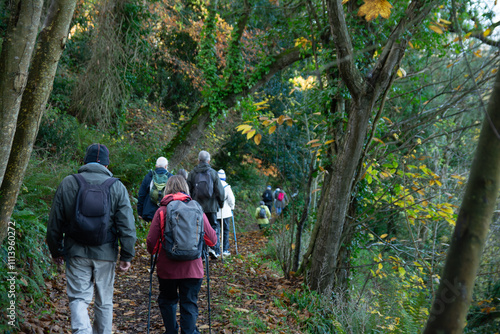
[{"x1": 158, "y1": 278, "x2": 203, "y2": 334}]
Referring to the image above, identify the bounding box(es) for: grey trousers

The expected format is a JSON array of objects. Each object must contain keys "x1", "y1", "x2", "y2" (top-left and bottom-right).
[{"x1": 66, "y1": 257, "x2": 116, "y2": 334}]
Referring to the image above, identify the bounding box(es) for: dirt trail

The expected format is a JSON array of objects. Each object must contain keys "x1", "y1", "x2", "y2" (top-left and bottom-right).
[{"x1": 20, "y1": 230, "x2": 303, "y2": 333}]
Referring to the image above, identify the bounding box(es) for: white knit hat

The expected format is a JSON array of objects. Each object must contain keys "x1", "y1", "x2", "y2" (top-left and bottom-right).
[{"x1": 218, "y1": 169, "x2": 226, "y2": 180}]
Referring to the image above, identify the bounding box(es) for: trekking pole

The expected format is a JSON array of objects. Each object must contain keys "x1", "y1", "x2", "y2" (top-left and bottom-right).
[
  {"x1": 219, "y1": 218, "x2": 224, "y2": 263},
  {"x1": 204, "y1": 245, "x2": 212, "y2": 334},
  {"x1": 147, "y1": 253, "x2": 158, "y2": 334},
  {"x1": 231, "y1": 210, "x2": 238, "y2": 255}
]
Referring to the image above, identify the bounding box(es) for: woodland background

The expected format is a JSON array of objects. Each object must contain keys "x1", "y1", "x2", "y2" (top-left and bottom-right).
[{"x1": 1, "y1": 0, "x2": 500, "y2": 332}]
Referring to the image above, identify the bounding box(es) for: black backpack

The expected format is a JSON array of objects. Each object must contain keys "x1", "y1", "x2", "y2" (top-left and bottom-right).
[
  {"x1": 149, "y1": 170, "x2": 169, "y2": 205},
  {"x1": 263, "y1": 190, "x2": 272, "y2": 202},
  {"x1": 193, "y1": 170, "x2": 214, "y2": 201},
  {"x1": 258, "y1": 206, "x2": 267, "y2": 218},
  {"x1": 160, "y1": 199, "x2": 205, "y2": 261},
  {"x1": 68, "y1": 174, "x2": 118, "y2": 246}
]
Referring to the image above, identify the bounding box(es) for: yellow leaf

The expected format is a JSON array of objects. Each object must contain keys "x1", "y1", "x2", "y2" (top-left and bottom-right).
[
  {"x1": 357, "y1": 0, "x2": 393, "y2": 21},
  {"x1": 380, "y1": 234, "x2": 388, "y2": 239},
  {"x1": 464, "y1": 32, "x2": 472, "y2": 39},
  {"x1": 492, "y1": 68, "x2": 498, "y2": 74},
  {"x1": 439, "y1": 18, "x2": 452, "y2": 25},
  {"x1": 236, "y1": 124, "x2": 252, "y2": 132},
  {"x1": 254, "y1": 133, "x2": 262, "y2": 145},
  {"x1": 484, "y1": 28, "x2": 491, "y2": 37},
  {"x1": 378, "y1": 263, "x2": 383, "y2": 270},
  {"x1": 325, "y1": 140, "x2": 335, "y2": 145},
  {"x1": 446, "y1": 63, "x2": 453, "y2": 68},
  {"x1": 310, "y1": 143, "x2": 322, "y2": 148},
  {"x1": 474, "y1": 50, "x2": 482, "y2": 58},
  {"x1": 429, "y1": 25, "x2": 443, "y2": 34},
  {"x1": 382, "y1": 117, "x2": 393, "y2": 124},
  {"x1": 409, "y1": 41, "x2": 414, "y2": 48},
  {"x1": 307, "y1": 139, "x2": 320, "y2": 145},
  {"x1": 246, "y1": 129, "x2": 256, "y2": 140},
  {"x1": 286, "y1": 119, "x2": 294, "y2": 126},
  {"x1": 373, "y1": 137, "x2": 385, "y2": 145},
  {"x1": 269, "y1": 125, "x2": 277, "y2": 134},
  {"x1": 254, "y1": 100, "x2": 269, "y2": 106},
  {"x1": 277, "y1": 115, "x2": 285, "y2": 125},
  {"x1": 397, "y1": 68, "x2": 407, "y2": 77}
]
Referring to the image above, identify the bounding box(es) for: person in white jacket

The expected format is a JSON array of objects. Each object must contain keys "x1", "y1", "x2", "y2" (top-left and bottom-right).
[{"x1": 216, "y1": 169, "x2": 235, "y2": 256}]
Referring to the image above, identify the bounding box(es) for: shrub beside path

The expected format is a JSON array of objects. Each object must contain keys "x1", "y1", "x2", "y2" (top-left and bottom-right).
[{"x1": 20, "y1": 230, "x2": 303, "y2": 333}]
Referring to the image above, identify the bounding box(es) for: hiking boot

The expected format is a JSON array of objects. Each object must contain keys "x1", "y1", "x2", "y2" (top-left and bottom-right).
[
  {"x1": 208, "y1": 248, "x2": 218, "y2": 259},
  {"x1": 222, "y1": 251, "x2": 231, "y2": 257}
]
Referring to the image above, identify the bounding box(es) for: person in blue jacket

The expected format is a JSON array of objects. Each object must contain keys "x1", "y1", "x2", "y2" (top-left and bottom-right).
[{"x1": 137, "y1": 157, "x2": 173, "y2": 222}]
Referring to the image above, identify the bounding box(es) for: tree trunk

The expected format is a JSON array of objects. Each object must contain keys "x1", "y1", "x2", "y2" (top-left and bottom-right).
[
  {"x1": 0, "y1": 0, "x2": 77, "y2": 244},
  {"x1": 307, "y1": 0, "x2": 437, "y2": 293},
  {"x1": 423, "y1": 67, "x2": 500, "y2": 333},
  {"x1": 309, "y1": 98, "x2": 374, "y2": 291},
  {"x1": 0, "y1": 0, "x2": 43, "y2": 186}
]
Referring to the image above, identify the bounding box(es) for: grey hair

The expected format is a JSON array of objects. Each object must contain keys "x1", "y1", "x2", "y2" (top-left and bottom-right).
[
  {"x1": 156, "y1": 156, "x2": 168, "y2": 168},
  {"x1": 198, "y1": 150, "x2": 210, "y2": 163},
  {"x1": 164, "y1": 175, "x2": 190, "y2": 195}
]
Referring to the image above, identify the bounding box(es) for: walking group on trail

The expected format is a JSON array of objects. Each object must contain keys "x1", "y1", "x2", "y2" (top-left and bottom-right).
[{"x1": 46, "y1": 144, "x2": 248, "y2": 334}]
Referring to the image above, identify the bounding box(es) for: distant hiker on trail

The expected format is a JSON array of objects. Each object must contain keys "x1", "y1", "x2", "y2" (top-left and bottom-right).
[
  {"x1": 147, "y1": 175, "x2": 217, "y2": 334},
  {"x1": 255, "y1": 201, "x2": 271, "y2": 230},
  {"x1": 216, "y1": 169, "x2": 235, "y2": 257},
  {"x1": 187, "y1": 150, "x2": 225, "y2": 259},
  {"x1": 262, "y1": 185, "x2": 273, "y2": 213},
  {"x1": 137, "y1": 157, "x2": 173, "y2": 223},
  {"x1": 46, "y1": 143, "x2": 137, "y2": 334},
  {"x1": 177, "y1": 168, "x2": 188, "y2": 180},
  {"x1": 275, "y1": 187, "x2": 288, "y2": 216}
]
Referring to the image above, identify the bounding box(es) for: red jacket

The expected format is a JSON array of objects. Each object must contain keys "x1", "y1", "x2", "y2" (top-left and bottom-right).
[{"x1": 146, "y1": 192, "x2": 217, "y2": 279}]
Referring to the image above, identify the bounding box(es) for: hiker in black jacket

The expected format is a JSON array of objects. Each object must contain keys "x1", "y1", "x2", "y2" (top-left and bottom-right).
[
  {"x1": 262, "y1": 185, "x2": 273, "y2": 213},
  {"x1": 187, "y1": 150, "x2": 225, "y2": 258},
  {"x1": 137, "y1": 157, "x2": 173, "y2": 223}
]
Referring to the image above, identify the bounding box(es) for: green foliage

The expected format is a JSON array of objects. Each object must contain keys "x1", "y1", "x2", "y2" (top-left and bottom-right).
[{"x1": 36, "y1": 108, "x2": 79, "y2": 158}]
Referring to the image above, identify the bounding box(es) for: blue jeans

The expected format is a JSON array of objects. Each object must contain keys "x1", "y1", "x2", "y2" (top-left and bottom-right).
[
  {"x1": 158, "y1": 278, "x2": 203, "y2": 334},
  {"x1": 66, "y1": 257, "x2": 115, "y2": 334},
  {"x1": 219, "y1": 217, "x2": 231, "y2": 253},
  {"x1": 206, "y1": 212, "x2": 220, "y2": 255}
]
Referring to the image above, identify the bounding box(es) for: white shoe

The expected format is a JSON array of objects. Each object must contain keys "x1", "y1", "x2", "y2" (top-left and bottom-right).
[
  {"x1": 208, "y1": 248, "x2": 218, "y2": 259},
  {"x1": 222, "y1": 251, "x2": 231, "y2": 257}
]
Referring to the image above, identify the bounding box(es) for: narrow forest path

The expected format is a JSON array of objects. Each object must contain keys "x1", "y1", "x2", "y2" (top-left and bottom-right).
[{"x1": 21, "y1": 230, "x2": 304, "y2": 333}]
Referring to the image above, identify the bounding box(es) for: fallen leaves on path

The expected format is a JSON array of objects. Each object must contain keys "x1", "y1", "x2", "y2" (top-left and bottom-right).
[{"x1": 20, "y1": 230, "x2": 304, "y2": 333}]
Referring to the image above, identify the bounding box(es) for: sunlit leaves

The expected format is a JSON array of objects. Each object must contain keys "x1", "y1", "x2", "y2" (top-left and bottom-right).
[
  {"x1": 294, "y1": 37, "x2": 312, "y2": 50},
  {"x1": 289, "y1": 76, "x2": 316, "y2": 94},
  {"x1": 357, "y1": 0, "x2": 393, "y2": 21}
]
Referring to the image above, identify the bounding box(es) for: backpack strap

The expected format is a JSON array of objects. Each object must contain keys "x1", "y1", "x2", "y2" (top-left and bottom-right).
[
  {"x1": 72, "y1": 173, "x2": 118, "y2": 187},
  {"x1": 153, "y1": 206, "x2": 167, "y2": 255}
]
